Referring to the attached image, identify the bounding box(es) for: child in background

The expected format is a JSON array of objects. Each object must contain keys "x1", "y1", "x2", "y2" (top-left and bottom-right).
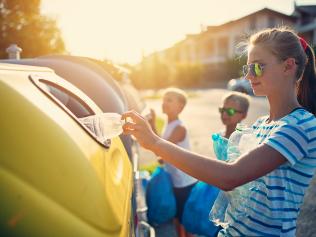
[
  {"x1": 210, "y1": 92, "x2": 250, "y2": 228},
  {"x1": 123, "y1": 27, "x2": 316, "y2": 236},
  {"x1": 147, "y1": 88, "x2": 196, "y2": 237},
  {"x1": 213, "y1": 92, "x2": 250, "y2": 161},
  {"x1": 219, "y1": 92, "x2": 250, "y2": 139}
]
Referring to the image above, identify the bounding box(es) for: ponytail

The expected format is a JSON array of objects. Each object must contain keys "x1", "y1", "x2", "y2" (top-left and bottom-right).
[{"x1": 297, "y1": 45, "x2": 316, "y2": 116}]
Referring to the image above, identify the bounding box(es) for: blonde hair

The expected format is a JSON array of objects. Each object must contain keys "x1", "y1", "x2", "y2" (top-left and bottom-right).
[
  {"x1": 163, "y1": 87, "x2": 187, "y2": 106},
  {"x1": 223, "y1": 91, "x2": 250, "y2": 113},
  {"x1": 247, "y1": 27, "x2": 316, "y2": 115}
]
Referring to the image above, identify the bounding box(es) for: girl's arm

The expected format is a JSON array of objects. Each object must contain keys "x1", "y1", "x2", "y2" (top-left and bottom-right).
[
  {"x1": 151, "y1": 138, "x2": 286, "y2": 190},
  {"x1": 122, "y1": 111, "x2": 287, "y2": 191}
]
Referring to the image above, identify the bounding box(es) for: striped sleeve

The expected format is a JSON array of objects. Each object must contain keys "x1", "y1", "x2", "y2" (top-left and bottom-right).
[{"x1": 264, "y1": 124, "x2": 308, "y2": 165}]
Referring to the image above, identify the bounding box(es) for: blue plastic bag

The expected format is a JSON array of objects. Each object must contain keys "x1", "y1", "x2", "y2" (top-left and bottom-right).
[
  {"x1": 182, "y1": 181, "x2": 221, "y2": 237},
  {"x1": 146, "y1": 166, "x2": 176, "y2": 226}
]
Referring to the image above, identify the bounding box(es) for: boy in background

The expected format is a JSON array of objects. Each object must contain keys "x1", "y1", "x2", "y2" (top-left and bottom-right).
[
  {"x1": 148, "y1": 88, "x2": 196, "y2": 237},
  {"x1": 219, "y1": 91, "x2": 250, "y2": 139},
  {"x1": 213, "y1": 91, "x2": 250, "y2": 161}
]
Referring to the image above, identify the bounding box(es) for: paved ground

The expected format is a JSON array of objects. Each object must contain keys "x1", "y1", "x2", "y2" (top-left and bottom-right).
[{"x1": 138, "y1": 89, "x2": 316, "y2": 237}]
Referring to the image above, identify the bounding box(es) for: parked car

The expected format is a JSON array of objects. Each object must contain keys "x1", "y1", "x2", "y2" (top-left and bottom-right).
[
  {"x1": 227, "y1": 77, "x2": 253, "y2": 95},
  {"x1": 0, "y1": 61, "x2": 152, "y2": 236}
]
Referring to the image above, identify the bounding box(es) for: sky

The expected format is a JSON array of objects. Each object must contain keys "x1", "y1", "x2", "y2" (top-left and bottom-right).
[{"x1": 41, "y1": 0, "x2": 316, "y2": 64}]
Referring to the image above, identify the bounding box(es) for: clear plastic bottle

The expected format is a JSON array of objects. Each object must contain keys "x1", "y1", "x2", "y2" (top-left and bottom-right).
[
  {"x1": 226, "y1": 123, "x2": 257, "y2": 161},
  {"x1": 79, "y1": 112, "x2": 124, "y2": 142},
  {"x1": 209, "y1": 189, "x2": 229, "y2": 227},
  {"x1": 226, "y1": 123, "x2": 258, "y2": 220},
  {"x1": 100, "y1": 113, "x2": 124, "y2": 139},
  {"x1": 210, "y1": 123, "x2": 258, "y2": 227}
]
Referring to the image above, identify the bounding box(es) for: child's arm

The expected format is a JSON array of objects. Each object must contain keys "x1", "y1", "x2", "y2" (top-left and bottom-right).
[
  {"x1": 122, "y1": 110, "x2": 287, "y2": 191},
  {"x1": 167, "y1": 125, "x2": 186, "y2": 144}
]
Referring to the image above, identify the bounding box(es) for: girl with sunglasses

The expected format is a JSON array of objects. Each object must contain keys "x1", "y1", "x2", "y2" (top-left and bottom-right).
[{"x1": 122, "y1": 27, "x2": 316, "y2": 236}]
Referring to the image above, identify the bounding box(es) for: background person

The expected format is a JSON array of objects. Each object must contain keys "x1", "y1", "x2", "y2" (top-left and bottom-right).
[
  {"x1": 212, "y1": 91, "x2": 250, "y2": 161},
  {"x1": 219, "y1": 91, "x2": 250, "y2": 139},
  {"x1": 147, "y1": 88, "x2": 197, "y2": 237}
]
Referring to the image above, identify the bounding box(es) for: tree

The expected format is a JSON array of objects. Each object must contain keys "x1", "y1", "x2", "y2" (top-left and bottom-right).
[
  {"x1": 0, "y1": 0, "x2": 65, "y2": 59},
  {"x1": 172, "y1": 63, "x2": 204, "y2": 88},
  {"x1": 223, "y1": 56, "x2": 247, "y2": 79}
]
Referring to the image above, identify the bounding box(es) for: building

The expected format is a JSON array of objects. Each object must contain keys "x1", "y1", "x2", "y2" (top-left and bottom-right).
[
  {"x1": 293, "y1": 4, "x2": 316, "y2": 44},
  {"x1": 147, "y1": 4, "x2": 316, "y2": 66}
]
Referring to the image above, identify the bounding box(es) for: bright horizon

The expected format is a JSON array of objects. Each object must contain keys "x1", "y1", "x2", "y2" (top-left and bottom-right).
[{"x1": 41, "y1": 0, "x2": 315, "y2": 64}]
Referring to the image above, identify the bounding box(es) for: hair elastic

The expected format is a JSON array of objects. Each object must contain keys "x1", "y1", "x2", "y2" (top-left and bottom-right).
[{"x1": 299, "y1": 37, "x2": 308, "y2": 51}]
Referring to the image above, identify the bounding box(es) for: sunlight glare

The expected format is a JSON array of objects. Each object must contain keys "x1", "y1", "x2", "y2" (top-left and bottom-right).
[{"x1": 41, "y1": 0, "x2": 315, "y2": 64}]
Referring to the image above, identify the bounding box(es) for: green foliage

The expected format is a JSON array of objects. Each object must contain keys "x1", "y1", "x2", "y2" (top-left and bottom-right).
[
  {"x1": 130, "y1": 59, "x2": 204, "y2": 89},
  {"x1": 172, "y1": 63, "x2": 204, "y2": 88},
  {"x1": 0, "y1": 0, "x2": 65, "y2": 59},
  {"x1": 130, "y1": 58, "x2": 173, "y2": 89},
  {"x1": 223, "y1": 56, "x2": 247, "y2": 79},
  {"x1": 89, "y1": 58, "x2": 125, "y2": 81}
]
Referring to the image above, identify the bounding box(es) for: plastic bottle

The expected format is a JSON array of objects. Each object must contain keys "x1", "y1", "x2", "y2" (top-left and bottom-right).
[
  {"x1": 212, "y1": 133, "x2": 229, "y2": 161},
  {"x1": 209, "y1": 133, "x2": 229, "y2": 227},
  {"x1": 210, "y1": 123, "x2": 258, "y2": 227},
  {"x1": 226, "y1": 123, "x2": 255, "y2": 161},
  {"x1": 79, "y1": 112, "x2": 124, "y2": 142},
  {"x1": 100, "y1": 113, "x2": 124, "y2": 139},
  {"x1": 209, "y1": 190, "x2": 229, "y2": 228},
  {"x1": 226, "y1": 123, "x2": 258, "y2": 219}
]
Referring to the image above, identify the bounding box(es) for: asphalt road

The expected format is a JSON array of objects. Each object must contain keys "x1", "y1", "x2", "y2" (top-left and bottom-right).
[{"x1": 139, "y1": 89, "x2": 316, "y2": 237}]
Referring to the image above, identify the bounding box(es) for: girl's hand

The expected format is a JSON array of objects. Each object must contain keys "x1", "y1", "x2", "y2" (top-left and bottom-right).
[{"x1": 122, "y1": 110, "x2": 160, "y2": 150}]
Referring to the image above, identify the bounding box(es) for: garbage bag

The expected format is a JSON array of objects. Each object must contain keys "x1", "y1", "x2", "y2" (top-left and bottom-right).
[
  {"x1": 182, "y1": 181, "x2": 221, "y2": 237},
  {"x1": 146, "y1": 167, "x2": 176, "y2": 226}
]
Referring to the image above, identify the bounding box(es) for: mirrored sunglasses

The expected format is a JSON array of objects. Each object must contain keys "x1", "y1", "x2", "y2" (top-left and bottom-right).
[
  {"x1": 219, "y1": 107, "x2": 243, "y2": 117},
  {"x1": 242, "y1": 63, "x2": 265, "y2": 77}
]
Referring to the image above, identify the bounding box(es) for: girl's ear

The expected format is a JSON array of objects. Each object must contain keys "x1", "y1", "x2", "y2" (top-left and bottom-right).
[{"x1": 284, "y1": 58, "x2": 296, "y2": 73}]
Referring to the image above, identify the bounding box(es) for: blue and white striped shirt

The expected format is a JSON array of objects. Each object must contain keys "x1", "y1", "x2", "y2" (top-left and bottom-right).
[{"x1": 219, "y1": 108, "x2": 316, "y2": 237}]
